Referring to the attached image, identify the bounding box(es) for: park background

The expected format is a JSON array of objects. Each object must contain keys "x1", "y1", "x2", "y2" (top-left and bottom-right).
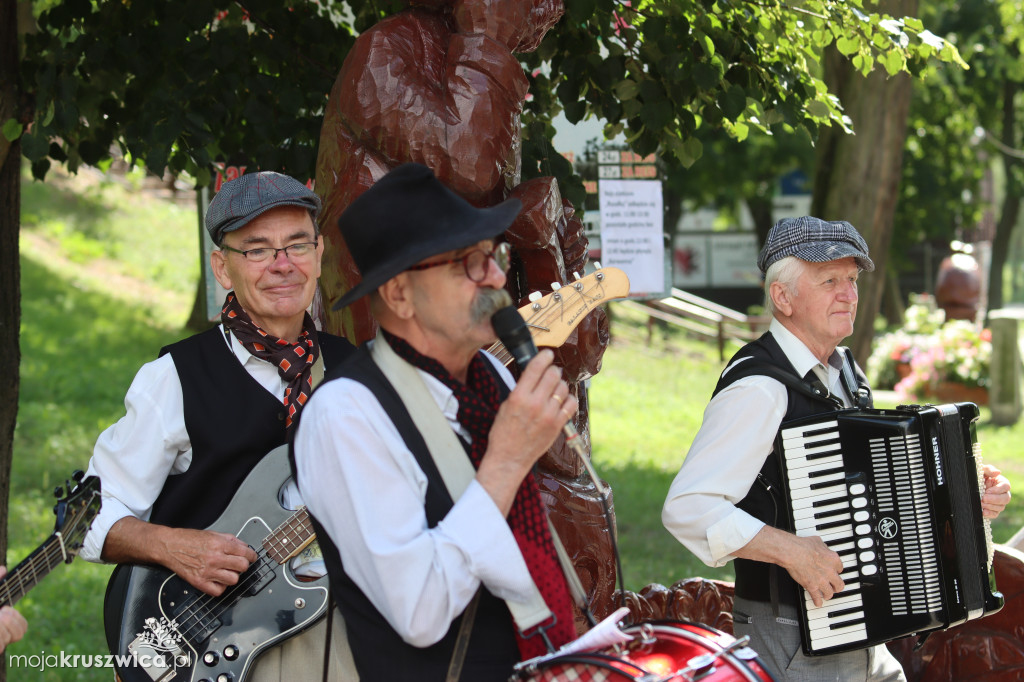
[{"x1": 6, "y1": 0, "x2": 1024, "y2": 680}]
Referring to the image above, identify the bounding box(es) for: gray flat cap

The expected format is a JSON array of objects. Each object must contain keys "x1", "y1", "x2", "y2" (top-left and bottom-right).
[
  {"x1": 758, "y1": 216, "x2": 874, "y2": 273},
  {"x1": 205, "y1": 171, "x2": 321, "y2": 245}
]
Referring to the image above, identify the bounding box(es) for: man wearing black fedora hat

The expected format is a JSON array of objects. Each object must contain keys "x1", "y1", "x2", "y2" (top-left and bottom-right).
[
  {"x1": 293, "y1": 163, "x2": 582, "y2": 680},
  {"x1": 81, "y1": 171, "x2": 357, "y2": 680},
  {"x1": 662, "y1": 216, "x2": 1011, "y2": 681}
]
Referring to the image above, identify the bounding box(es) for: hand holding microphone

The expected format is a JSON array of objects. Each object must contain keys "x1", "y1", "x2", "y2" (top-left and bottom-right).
[{"x1": 491, "y1": 305, "x2": 607, "y2": 496}]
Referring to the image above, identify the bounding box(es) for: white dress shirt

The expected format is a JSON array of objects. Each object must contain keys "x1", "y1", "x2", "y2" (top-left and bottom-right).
[
  {"x1": 662, "y1": 319, "x2": 854, "y2": 567},
  {"x1": 293, "y1": 349, "x2": 537, "y2": 649},
  {"x1": 81, "y1": 326, "x2": 306, "y2": 563}
]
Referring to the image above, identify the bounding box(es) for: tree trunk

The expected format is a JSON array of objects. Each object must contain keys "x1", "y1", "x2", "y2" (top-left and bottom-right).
[
  {"x1": 0, "y1": 0, "x2": 21, "y2": 677},
  {"x1": 987, "y1": 79, "x2": 1021, "y2": 315},
  {"x1": 746, "y1": 195, "x2": 774, "y2": 248},
  {"x1": 812, "y1": 0, "x2": 917, "y2": 367}
]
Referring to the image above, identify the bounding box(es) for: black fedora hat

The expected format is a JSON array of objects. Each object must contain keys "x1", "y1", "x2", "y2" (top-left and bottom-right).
[{"x1": 332, "y1": 163, "x2": 521, "y2": 310}]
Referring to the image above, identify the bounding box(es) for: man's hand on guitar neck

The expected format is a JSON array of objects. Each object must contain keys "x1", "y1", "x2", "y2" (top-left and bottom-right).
[{"x1": 102, "y1": 517, "x2": 259, "y2": 596}]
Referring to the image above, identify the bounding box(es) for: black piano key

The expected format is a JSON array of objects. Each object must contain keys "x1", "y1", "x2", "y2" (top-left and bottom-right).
[
  {"x1": 813, "y1": 495, "x2": 849, "y2": 508},
  {"x1": 814, "y1": 507, "x2": 851, "y2": 520},
  {"x1": 830, "y1": 616, "x2": 867, "y2": 631},
  {"x1": 808, "y1": 466, "x2": 846, "y2": 479},
  {"x1": 827, "y1": 605, "x2": 863, "y2": 619},
  {"x1": 816, "y1": 518, "x2": 853, "y2": 531}
]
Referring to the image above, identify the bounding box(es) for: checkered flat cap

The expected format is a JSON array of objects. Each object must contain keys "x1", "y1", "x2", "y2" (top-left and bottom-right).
[
  {"x1": 758, "y1": 216, "x2": 874, "y2": 273},
  {"x1": 205, "y1": 171, "x2": 320, "y2": 245}
]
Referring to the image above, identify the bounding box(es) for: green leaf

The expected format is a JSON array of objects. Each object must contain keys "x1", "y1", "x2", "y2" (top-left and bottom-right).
[
  {"x1": 613, "y1": 79, "x2": 641, "y2": 101},
  {"x1": 693, "y1": 62, "x2": 722, "y2": 90},
  {"x1": 837, "y1": 36, "x2": 859, "y2": 56},
  {"x1": 680, "y1": 136, "x2": 703, "y2": 168},
  {"x1": 696, "y1": 31, "x2": 715, "y2": 58},
  {"x1": 718, "y1": 84, "x2": 746, "y2": 120},
  {"x1": 2, "y1": 119, "x2": 22, "y2": 142},
  {"x1": 883, "y1": 51, "x2": 904, "y2": 76}
]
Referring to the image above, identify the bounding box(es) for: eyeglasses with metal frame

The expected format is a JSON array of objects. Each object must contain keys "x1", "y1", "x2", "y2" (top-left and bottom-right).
[
  {"x1": 405, "y1": 242, "x2": 512, "y2": 282},
  {"x1": 220, "y1": 241, "x2": 319, "y2": 263}
]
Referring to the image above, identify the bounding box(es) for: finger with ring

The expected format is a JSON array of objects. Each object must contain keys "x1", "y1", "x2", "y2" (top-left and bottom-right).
[{"x1": 551, "y1": 393, "x2": 563, "y2": 404}]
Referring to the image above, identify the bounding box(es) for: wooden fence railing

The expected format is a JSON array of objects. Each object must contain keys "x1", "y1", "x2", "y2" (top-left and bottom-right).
[{"x1": 618, "y1": 288, "x2": 769, "y2": 360}]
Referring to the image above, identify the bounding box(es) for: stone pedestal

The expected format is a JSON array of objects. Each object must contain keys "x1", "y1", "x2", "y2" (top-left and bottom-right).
[{"x1": 988, "y1": 309, "x2": 1024, "y2": 426}]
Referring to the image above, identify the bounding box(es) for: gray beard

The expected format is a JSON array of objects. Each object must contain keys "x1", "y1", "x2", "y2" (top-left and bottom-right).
[{"x1": 470, "y1": 287, "x2": 512, "y2": 326}]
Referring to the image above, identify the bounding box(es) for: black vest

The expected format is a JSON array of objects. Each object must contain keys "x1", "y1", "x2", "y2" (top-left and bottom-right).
[
  {"x1": 715, "y1": 331, "x2": 871, "y2": 606},
  {"x1": 305, "y1": 345, "x2": 520, "y2": 681},
  {"x1": 149, "y1": 326, "x2": 354, "y2": 530}
]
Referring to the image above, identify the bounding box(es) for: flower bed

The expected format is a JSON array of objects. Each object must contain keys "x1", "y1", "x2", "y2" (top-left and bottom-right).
[{"x1": 867, "y1": 297, "x2": 990, "y2": 404}]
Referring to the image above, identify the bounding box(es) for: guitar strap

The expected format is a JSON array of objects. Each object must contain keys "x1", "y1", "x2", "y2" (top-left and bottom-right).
[{"x1": 370, "y1": 333, "x2": 584, "y2": 630}]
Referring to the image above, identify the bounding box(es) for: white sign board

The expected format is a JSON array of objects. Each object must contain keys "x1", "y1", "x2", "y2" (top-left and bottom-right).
[
  {"x1": 598, "y1": 179, "x2": 665, "y2": 296},
  {"x1": 672, "y1": 234, "x2": 710, "y2": 288},
  {"x1": 709, "y1": 233, "x2": 761, "y2": 287}
]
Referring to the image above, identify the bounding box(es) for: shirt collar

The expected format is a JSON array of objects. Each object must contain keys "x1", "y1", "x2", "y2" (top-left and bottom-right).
[{"x1": 769, "y1": 319, "x2": 849, "y2": 404}]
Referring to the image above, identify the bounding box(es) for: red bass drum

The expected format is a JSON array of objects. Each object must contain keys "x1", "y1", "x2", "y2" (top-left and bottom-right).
[{"x1": 512, "y1": 620, "x2": 776, "y2": 681}]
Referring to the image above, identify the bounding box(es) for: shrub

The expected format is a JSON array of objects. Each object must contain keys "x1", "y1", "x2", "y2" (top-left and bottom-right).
[{"x1": 868, "y1": 295, "x2": 991, "y2": 403}]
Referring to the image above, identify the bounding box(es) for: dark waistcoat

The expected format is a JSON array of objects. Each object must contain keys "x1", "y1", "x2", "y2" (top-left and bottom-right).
[
  {"x1": 148, "y1": 326, "x2": 353, "y2": 530},
  {"x1": 305, "y1": 345, "x2": 520, "y2": 682},
  {"x1": 714, "y1": 331, "x2": 869, "y2": 606}
]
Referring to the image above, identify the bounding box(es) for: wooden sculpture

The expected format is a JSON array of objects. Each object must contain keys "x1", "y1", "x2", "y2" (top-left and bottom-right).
[{"x1": 313, "y1": 0, "x2": 615, "y2": 631}]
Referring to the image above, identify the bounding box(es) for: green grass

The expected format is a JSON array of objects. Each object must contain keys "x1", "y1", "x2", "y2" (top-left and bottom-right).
[
  {"x1": 9, "y1": 165, "x2": 1024, "y2": 679},
  {"x1": 12, "y1": 165, "x2": 198, "y2": 681}
]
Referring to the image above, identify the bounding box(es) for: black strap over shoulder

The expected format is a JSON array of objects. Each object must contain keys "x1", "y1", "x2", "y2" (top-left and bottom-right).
[
  {"x1": 837, "y1": 346, "x2": 873, "y2": 409},
  {"x1": 716, "y1": 356, "x2": 841, "y2": 408}
]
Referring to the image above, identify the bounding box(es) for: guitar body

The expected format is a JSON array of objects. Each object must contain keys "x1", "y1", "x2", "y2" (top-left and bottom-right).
[{"x1": 104, "y1": 446, "x2": 329, "y2": 682}]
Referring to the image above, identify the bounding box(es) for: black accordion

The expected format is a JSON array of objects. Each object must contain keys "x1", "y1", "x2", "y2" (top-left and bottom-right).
[{"x1": 774, "y1": 402, "x2": 1003, "y2": 656}]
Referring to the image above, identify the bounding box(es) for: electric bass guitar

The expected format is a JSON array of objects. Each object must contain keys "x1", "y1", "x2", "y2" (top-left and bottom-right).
[
  {"x1": 486, "y1": 265, "x2": 630, "y2": 365},
  {"x1": 104, "y1": 265, "x2": 630, "y2": 682},
  {"x1": 103, "y1": 446, "x2": 325, "y2": 682},
  {"x1": 1, "y1": 472, "x2": 101, "y2": 607}
]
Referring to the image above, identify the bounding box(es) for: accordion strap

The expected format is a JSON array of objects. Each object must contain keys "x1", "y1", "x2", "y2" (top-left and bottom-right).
[
  {"x1": 719, "y1": 357, "x2": 842, "y2": 408},
  {"x1": 837, "y1": 346, "x2": 873, "y2": 409}
]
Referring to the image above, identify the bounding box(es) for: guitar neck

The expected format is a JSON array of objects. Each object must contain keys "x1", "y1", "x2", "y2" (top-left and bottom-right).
[
  {"x1": 263, "y1": 507, "x2": 317, "y2": 564},
  {"x1": 0, "y1": 535, "x2": 67, "y2": 607}
]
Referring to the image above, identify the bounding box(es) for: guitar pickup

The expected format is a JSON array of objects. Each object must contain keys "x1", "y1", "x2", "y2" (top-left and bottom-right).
[{"x1": 241, "y1": 553, "x2": 276, "y2": 596}]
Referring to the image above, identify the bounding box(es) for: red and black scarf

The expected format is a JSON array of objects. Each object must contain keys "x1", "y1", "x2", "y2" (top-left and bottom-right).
[
  {"x1": 383, "y1": 330, "x2": 575, "y2": 660},
  {"x1": 221, "y1": 292, "x2": 319, "y2": 430}
]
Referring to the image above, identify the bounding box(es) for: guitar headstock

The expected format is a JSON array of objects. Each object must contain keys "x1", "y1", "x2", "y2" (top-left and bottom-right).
[
  {"x1": 52, "y1": 472, "x2": 102, "y2": 564},
  {"x1": 519, "y1": 266, "x2": 630, "y2": 349}
]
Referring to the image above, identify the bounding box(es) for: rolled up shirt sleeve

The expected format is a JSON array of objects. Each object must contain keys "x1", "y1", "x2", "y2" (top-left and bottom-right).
[
  {"x1": 80, "y1": 354, "x2": 192, "y2": 563},
  {"x1": 662, "y1": 375, "x2": 788, "y2": 567},
  {"x1": 295, "y1": 374, "x2": 534, "y2": 649}
]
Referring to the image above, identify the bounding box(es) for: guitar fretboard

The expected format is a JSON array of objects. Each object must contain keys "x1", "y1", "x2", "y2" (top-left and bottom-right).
[
  {"x1": 263, "y1": 507, "x2": 316, "y2": 564},
  {"x1": 0, "y1": 535, "x2": 66, "y2": 607}
]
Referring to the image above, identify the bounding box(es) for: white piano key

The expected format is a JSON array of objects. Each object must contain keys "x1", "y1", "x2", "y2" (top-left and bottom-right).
[{"x1": 809, "y1": 623, "x2": 868, "y2": 650}]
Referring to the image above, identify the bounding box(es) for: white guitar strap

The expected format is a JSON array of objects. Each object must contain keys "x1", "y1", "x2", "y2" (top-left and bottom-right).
[{"x1": 369, "y1": 332, "x2": 557, "y2": 632}]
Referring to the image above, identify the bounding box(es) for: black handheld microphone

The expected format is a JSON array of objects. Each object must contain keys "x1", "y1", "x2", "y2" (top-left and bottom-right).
[{"x1": 491, "y1": 306, "x2": 606, "y2": 495}]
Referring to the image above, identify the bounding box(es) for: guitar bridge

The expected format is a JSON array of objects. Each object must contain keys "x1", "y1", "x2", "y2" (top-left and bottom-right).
[{"x1": 127, "y1": 616, "x2": 191, "y2": 681}]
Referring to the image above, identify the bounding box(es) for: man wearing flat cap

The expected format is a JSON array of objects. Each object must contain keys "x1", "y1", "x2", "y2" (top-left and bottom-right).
[
  {"x1": 82, "y1": 171, "x2": 357, "y2": 680},
  {"x1": 293, "y1": 163, "x2": 582, "y2": 680},
  {"x1": 662, "y1": 216, "x2": 1011, "y2": 681}
]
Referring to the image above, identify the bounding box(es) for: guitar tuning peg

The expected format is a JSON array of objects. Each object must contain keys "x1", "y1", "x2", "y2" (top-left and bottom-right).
[
  {"x1": 572, "y1": 272, "x2": 581, "y2": 280},
  {"x1": 54, "y1": 486, "x2": 64, "y2": 499},
  {"x1": 72, "y1": 470, "x2": 85, "y2": 482},
  {"x1": 550, "y1": 282, "x2": 561, "y2": 291},
  {"x1": 594, "y1": 261, "x2": 603, "y2": 270},
  {"x1": 528, "y1": 291, "x2": 543, "y2": 302}
]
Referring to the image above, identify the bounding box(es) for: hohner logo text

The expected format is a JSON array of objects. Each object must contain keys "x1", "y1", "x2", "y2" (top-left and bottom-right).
[{"x1": 932, "y1": 436, "x2": 944, "y2": 486}]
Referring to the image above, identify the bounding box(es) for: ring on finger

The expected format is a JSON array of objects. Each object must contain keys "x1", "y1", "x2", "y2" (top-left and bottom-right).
[{"x1": 551, "y1": 393, "x2": 563, "y2": 405}]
